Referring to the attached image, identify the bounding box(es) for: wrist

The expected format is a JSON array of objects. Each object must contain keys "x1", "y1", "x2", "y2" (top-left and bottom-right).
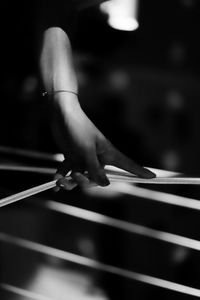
[{"x1": 53, "y1": 92, "x2": 82, "y2": 115}]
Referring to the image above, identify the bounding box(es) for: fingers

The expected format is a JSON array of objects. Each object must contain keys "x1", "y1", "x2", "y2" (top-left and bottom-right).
[
  {"x1": 86, "y1": 151, "x2": 110, "y2": 187},
  {"x1": 55, "y1": 157, "x2": 101, "y2": 190},
  {"x1": 56, "y1": 174, "x2": 77, "y2": 191},
  {"x1": 56, "y1": 159, "x2": 72, "y2": 177},
  {"x1": 54, "y1": 173, "x2": 63, "y2": 192},
  {"x1": 108, "y1": 148, "x2": 156, "y2": 179},
  {"x1": 71, "y1": 171, "x2": 97, "y2": 188},
  {"x1": 54, "y1": 159, "x2": 77, "y2": 191},
  {"x1": 55, "y1": 142, "x2": 154, "y2": 192},
  {"x1": 71, "y1": 172, "x2": 89, "y2": 185}
]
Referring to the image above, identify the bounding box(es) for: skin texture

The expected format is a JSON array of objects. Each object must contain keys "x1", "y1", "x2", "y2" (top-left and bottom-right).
[{"x1": 40, "y1": 27, "x2": 155, "y2": 190}]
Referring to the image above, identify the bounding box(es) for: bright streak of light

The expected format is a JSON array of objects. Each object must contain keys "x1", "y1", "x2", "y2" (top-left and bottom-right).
[{"x1": 100, "y1": 0, "x2": 139, "y2": 31}]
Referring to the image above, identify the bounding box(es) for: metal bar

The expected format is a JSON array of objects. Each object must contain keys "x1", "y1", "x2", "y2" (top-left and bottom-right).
[
  {"x1": 0, "y1": 283, "x2": 55, "y2": 300},
  {"x1": 44, "y1": 200, "x2": 200, "y2": 251},
  {"x1": 0, "y1": 233, "x2": 200, "y2": 297}
]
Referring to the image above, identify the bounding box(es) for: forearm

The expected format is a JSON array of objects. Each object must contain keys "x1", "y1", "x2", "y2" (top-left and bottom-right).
[
  {"x1": 40, "y1": 26, "x2": 82, "y2": 119},
  {"x1": 38, "y1": 16, "x2": 156, "y2": 185},
  {"x1": 40, "y1": 27, "x2": 78, "y2": 96}
]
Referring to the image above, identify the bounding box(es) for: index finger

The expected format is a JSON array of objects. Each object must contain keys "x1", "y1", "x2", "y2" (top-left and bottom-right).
[{"x1": 109, "y1": 148, "x2": 156, "y2": 179}]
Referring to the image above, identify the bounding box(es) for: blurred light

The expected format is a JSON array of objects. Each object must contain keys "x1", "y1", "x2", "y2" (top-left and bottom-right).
[
  {"x1": 180, "y1": 0, "x2": 197, "y2": 8},
  {"x1": 54, "y1": 153, "x2": 65, "y2": 162},
  {"x1": 20, "y1": 75, "x2": 38, "y2": 101},
  {"x1": 108, "y1": 69, "x2": 130, "y2": 90},
  {"x1": 171, "y1": 246, "x2": 190, "y2": 264},
  {"x1": 27, "y1": 264, "x2": 108, "y2": 300},
  {"x1": 168, "y1": 42, "x2": 186, "y2": 65},
  {"x1": 162, "y1": 150, "x2": 180, "y2": 171},
  {"x1": 100, "y1": 0, "x2": 139, "y2": 31},
  {"x1": 165, "y1": 90, "x2": 184, "y2": 111},
  {"x1": 77, "y1": 237, "x2": 96, "y2": 258}
]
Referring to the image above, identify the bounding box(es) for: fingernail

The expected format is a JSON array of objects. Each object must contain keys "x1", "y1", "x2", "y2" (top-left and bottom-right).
[
  {"x1": 76, "y1": 173, "x2": 90, "y2": 184},
  {"x1": 99, "y1": 177, "x2": 110, "y2": 187},
  {"x1": 56, "y1": 178, "x2": 65, "y2": 187},
  {"x1": 143, "y1": 168, "x2": 156, "y2": 179},
  {"x1": 57, "y1": 177, "x2": 77, "y2": 190},
  {"x1": 56, "y1": 178, "x2": 69, "y2": 189}
]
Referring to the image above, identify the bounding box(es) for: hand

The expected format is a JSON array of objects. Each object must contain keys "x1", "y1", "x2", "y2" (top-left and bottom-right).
[{"x1": 52, "y1": 95, "x2": 155, "y2": 190}]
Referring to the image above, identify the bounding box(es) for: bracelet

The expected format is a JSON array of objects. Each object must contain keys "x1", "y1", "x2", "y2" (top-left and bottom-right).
[{"x1": 42, "y1": 90, "x2": 78, "y2": 97}]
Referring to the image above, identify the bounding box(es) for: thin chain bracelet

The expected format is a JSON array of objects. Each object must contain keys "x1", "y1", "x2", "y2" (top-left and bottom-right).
[{"x1": 42, "y1": 90, "x2": 78, "y2": 97}]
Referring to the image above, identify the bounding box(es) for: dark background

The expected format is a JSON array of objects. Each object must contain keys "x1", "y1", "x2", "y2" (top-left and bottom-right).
[
  {"x1": 1, "y1": 1, "x2": 200, "y2": 299},
  {"x1": 1, "y1": 0, "x2": 200, "y2": 175}
]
